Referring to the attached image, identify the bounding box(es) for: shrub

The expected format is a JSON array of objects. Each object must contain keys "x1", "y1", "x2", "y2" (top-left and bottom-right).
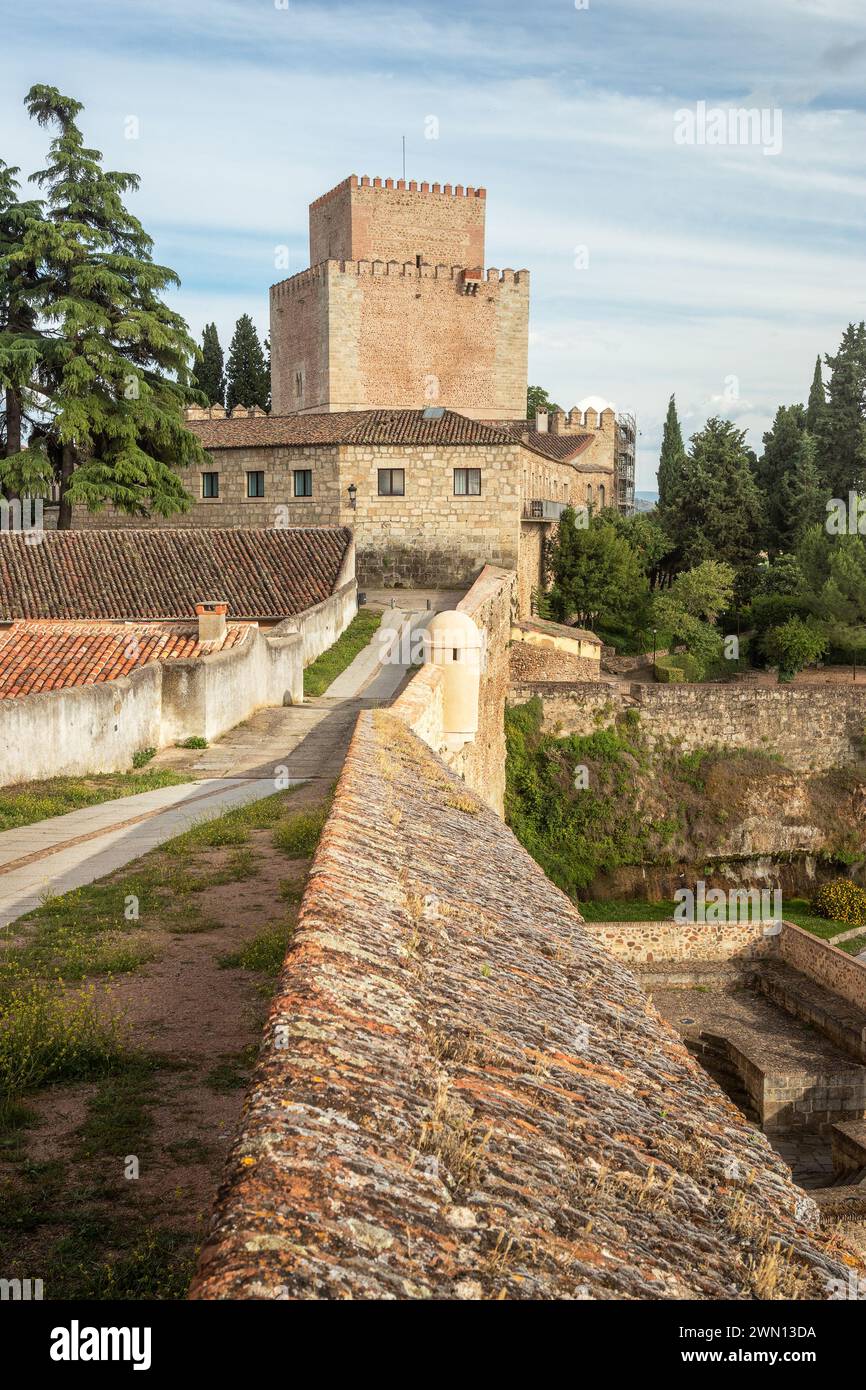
[
  {"x1": 132, "y1": 747, "x2": 156, "y2": 768},
  {"x1": 810, "y1": 878, "x2": 866, "y2": 927},
  {"x1": 0, "y1": 980, "x2": 126, "y2": 1103},
  {"x1": 763, "y1": 617, "x2": 827, "y2": 682},
  {"x1": 175, "y1": 736, "x2": 208, "y2": 749}
]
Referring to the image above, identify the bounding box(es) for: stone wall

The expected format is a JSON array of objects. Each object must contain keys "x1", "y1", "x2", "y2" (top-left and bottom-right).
[
  {"x1": 189, "y1": 706, "x2": 860, "y2": 1301},
  {"x1": 271, "y1": 263, "x2": 529, "y2": 420},
  {"x1": 778, "y1": 922, "x2": 866, "y2": 1015},
  {"x1": 511, "y1": 680, "x2": 866, "y2": 772},
  {"x1": 516, "y1": 521, "x2": 545, "y2": 617},
  {"x1": 390, "y1": 565, "x2": 515, "y2": 814},
  {"x1": 583, "y1": 918, "x2": 774, "y2": 965},
  {"x1": 347, "y1": 441, "x2": 524, "y2": 588},
  {"x1": 73, "y1": 443, "x2": 342, "y2": 531}
]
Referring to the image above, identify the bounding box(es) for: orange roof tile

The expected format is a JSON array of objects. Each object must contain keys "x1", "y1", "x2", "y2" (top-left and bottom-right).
[{"x1": 0, "y1": 620, "x2": 250, "y2": 698}]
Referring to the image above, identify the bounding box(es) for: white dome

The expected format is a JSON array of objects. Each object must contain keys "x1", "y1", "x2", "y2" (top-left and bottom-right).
[{"x1": 575, "y1": 395, "x2": 616, "y2": 415}]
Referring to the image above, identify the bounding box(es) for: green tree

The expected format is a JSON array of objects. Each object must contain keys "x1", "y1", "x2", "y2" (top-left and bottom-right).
[
  {"x1": 225, "y1": 314, "x2": 269, "y2": 412},
  {"x1": 796, "y1": 524, "x2": 866, "y2": 658},
  {"x1": 815, "y1": 323, "x2": 866, "y2": 497},
  {"x1": 656, "y1": 393, "x2": 687, "y2": 515},
  {"x1": 763, "y1": 616, "x2": 828, "y2": 682},
  {"x1": 652, "y1": 561, "x2": 735, "y2": 678},
  {"x1": 547, "y1": 508, "x2": 650, "y2": 634},
  {"x1": 663, "y1": 418, "x2": 763, "y2": 573},
  {"x1": 777, "y1": 431, "x2": 825, "y2": 551},
  {"x1": 0, "y1": 86, "x2": 205, "y2": 527},
  {"x1": 526, "y1": 384, "x2": 560, "y2": 421},
  {"x1": 196, "y1": 322, "x2": 225, "y2": 406},
  {"x1": 806, "y1": 354, "x2": 826, "y2": 433},
  {"x1": 0, "y1": 158, "x2": 47, "y2": 472},
  {"x1": 756, "y1": 404, "x2": 805, "y2": 550},
  {"x1": 602, "y1": 508, "x2": 673, "y2": 588}
]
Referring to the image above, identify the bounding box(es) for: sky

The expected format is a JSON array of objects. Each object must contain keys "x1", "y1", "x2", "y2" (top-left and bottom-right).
[{"x1": 3, "y1": 0, "x2": 866, "y2": 490}]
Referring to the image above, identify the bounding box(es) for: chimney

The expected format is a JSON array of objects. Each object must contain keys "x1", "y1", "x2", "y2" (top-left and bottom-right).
[
  {"x1": 195, "y1": 601, "x2": 228, "y2": 644},
  {"x1": 535, "y1": 410, "x2": 549, "y2": 434},
  {"x1": 550, "y1": 409, "x2": 566, "y2": 435}
]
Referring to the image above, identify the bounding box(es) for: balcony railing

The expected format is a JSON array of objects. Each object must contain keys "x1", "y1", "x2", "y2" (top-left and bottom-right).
[{"x1": 523, "y1": 499, "x2": 568, "y2": 521}]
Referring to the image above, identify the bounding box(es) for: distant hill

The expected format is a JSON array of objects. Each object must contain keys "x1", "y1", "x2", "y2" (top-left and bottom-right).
[{"x1": 634, "y1": 489, "x2": 658, "y2": 513}]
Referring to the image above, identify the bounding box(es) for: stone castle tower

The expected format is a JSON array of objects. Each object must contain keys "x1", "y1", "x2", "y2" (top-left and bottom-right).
[{"x1": 270, "y1": 175, "x2": 529, "y2": 420}]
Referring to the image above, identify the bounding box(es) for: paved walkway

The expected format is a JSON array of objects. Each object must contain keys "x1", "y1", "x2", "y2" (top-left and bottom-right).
[{"x1": 0, "y1": 598, "x2": 445, "y2": 928}]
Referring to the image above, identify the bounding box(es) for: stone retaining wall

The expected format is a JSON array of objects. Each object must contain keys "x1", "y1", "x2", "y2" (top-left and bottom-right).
[{"x1": 511, "y1": 680, "x2": 866, "y2": 771}]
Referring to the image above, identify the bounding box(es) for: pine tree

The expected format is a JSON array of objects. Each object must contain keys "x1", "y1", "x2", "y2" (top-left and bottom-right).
[
  {"x1": 806, "y1": 354, "x2": 826, "y2": 433},
  {"x1": 815, "y1": 322, "x2": 866, "y2": 497},
  {"x1": 777, "y1": 432, "x2": 825, "y2": 551},
  {"x1": 657, "y1": 394, "x2": 687, "y2": 513},
  {"x1": 0, "y1": 159, "x2": 43, "y2": 468},
  {"x1": 196, "y1": 322, "x2": 225, "y2": 406},
  {"x1": 225, "y1": 314, "x2": 269, "y2": 412},
  {"x1": 665, "y1": 418, "x2": 764, "y2": 573},
  {"x1": 0, "y1": 86, "x2": 206, "y2": 527}
]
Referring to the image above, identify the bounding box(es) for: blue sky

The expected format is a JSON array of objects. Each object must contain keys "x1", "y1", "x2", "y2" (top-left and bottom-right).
[{"x1": 4, "y1": 0, "x2": 866, "y2": 488}]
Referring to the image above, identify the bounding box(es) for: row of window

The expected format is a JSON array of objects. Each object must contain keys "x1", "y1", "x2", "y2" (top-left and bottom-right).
[{"x1": 200, "y1": 468, "x2": 483, "y2": 500}]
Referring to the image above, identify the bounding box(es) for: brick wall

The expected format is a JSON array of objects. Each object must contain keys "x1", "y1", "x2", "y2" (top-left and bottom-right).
[
  {"x1": 271, "y1": 263, "x2": 529, "y2": 419},
  {"x1": 309, "y1": 176, "x2": 487, "y2": 268}
]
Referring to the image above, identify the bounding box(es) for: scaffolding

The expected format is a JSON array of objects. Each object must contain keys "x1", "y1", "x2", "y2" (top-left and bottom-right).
[{"x1": 615, "y1": 411, "x2": 636, "y2": 515}]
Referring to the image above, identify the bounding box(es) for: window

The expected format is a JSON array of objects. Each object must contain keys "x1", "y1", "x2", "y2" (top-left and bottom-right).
[
  {"x1": 454, "y1": 468, "x2": 481, "y2": 496},
  {"x1": 201, "y1": 472, "x2": 219, "y2": 499},
  {"x1": 295, "y1": 370, "x2": 303, "y2": 401},
  {"x1": 586, "y1": 483, "x2": 593, "y2": 506},
  {"x1": 378, "y1": 468, "x2": 404, "y2": 497},
  {"x1": 294, "y1": 469, "x2": 313, "y2": 498},
  {"x1": 598, "y1": 484, "x2": 606, "y2": 509},
  {"x1": 246, "y1": 471, "x2": 265, "y2": 498}
]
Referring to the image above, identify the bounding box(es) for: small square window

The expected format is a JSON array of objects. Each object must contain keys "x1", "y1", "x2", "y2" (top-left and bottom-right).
[
  {"x1": 201, "y1": 472, "x2": 219, "y2": 499},
  {"x1": 294, "y1": 469, "x2": 313, "y2": 498},
  {"x1": 246, "y1": 471, "x2": 265, "y2": 498},
  {"x1": 454, "y1": 468, "x2": 481, "y2": 496},
  {"x1": 378, "y1": 468, "x2": 405, "y2": 497}
]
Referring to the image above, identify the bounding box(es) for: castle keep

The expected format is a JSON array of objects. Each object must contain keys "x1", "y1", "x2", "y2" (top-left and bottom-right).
[
  {"x1": 271, "y1": 176, "x2": 529, "y2": 420},
  {"x1": 74, "y1": 174, "x2": 633, "y2": 596}
]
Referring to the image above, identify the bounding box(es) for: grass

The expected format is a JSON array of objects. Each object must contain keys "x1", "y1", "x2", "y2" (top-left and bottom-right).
[
  {"x1": 303, "y1": 608, "x2": 382, "y2": 697},
  {"x1": 175, "y1": 736, "x2": 208, "y2": 749},
  {"x1": 220, "y1": 920, "x2": 292, "y2": 977},
  {"x1": 0, "y1": 768, "x2": 190, "y2": 833},
  {"x1": 272, "y1": 803, "x2": 329, "y2": 857},
  {"x1": 75, "y1": 1054, "x2": 162, "y2": 1159},
  {"x1": 0, "y1": 978, "x2": 127, "y2": 1115},
  {"x1": 578, "y1": 895, "x2": 861, "y2": 941}
]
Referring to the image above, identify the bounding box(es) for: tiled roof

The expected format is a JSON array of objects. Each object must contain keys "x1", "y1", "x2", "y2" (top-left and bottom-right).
[
  {"x1": 0, "y1": 619, "x2": 249, "y2": 697},
  {"x1": 188, "y1": 408, "x2": 522, "y2": 452},
  {"x1": 189, "y1": 709, "x2": 859, "y2": 1301},
  {"x1": 514, "y1": 616, "x2": 602, "y2": 645},
  {"x1": 0, "y1": 528, "x2": 352, "y2": 621},
  {"x1": 480, "y1": 419, "x2": 596, "y2": 462}
]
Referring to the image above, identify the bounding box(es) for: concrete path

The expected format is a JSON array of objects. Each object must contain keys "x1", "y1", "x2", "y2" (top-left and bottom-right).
[{"x1": 0, "y1": 597, "x2": 445, "y2": 928}]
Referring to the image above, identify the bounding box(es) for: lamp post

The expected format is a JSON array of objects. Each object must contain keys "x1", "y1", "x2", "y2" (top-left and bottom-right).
[
  {"x1": 652, "y1": 627, "x2": 658, "y2": 665},
  {"x1": 347, "y1": 482, "x2": 357, "y2": 511}
]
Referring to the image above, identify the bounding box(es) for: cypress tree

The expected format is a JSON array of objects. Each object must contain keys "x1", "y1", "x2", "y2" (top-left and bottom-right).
[
  {"x1": 815, "y1": 322, "x2": 866, "y2": 497},
  {"x1": 756, "y1": 404, "x2": 805, "y2": 552},
  {"x1": 1, "y1": 86, "x2": 206, "y2": 527},
  {"x1": 225, "y1": 314, "x2": 269, "y2": 412},
  {"x1": 196, "y1": 322, "x2": 225, "y2": 406},
  {"x1": 805, "y1": 354, "x2": 826, "y2": 433},
  {"x1": 657, "y1": 394, "x2": 687, "y2": 513}
]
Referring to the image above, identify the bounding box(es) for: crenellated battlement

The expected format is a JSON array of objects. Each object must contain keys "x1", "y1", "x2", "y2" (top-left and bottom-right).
[
  {"x1": 310, "y1": 174, "x2": 486, "y2": 211},
  {"x1": 271, "y1": 261, "x2": 529, "y2": 299}
]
